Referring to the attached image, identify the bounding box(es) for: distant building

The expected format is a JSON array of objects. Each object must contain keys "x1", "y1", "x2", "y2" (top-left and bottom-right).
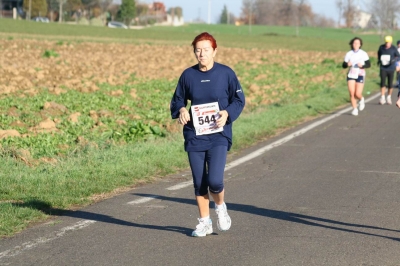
[
  {"x1": 353, "y1": 10, "x2": 371, "y2": 29},
  {"x1": 160, "y1": 13, "x2": 184, "y2": 26},
  {"x1": 139, "y1": 1, "x2": 184, "y2": 26}
]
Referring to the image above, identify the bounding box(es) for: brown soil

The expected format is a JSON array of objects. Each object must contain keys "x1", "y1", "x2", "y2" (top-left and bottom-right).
[{"x1": 0, "y1": 38, "x2": 351, "y2": 96}]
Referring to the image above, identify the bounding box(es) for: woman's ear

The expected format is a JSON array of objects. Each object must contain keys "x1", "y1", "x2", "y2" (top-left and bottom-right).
[{"x1": 213, "y1": 48, "x2": 218, "y2": 57}]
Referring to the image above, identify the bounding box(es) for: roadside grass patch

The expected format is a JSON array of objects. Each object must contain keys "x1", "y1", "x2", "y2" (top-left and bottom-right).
[
  {"x1": 0, "y1": 202, "x2": 47, "y2": 237},
  {"x1": 0, "y1": 73, "x2": 373, "y2": 238}
]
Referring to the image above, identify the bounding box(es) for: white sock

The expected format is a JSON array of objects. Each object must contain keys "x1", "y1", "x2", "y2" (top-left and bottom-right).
[
  {"x1": 388, "y1": 95, "x2": 391, "y2": 98},
  {"x1": 200, "y1": 216, "x2": 210, "y2": 222},
  {"x1": 215, "y1": 202, "x2": 225, "y2": 209}
]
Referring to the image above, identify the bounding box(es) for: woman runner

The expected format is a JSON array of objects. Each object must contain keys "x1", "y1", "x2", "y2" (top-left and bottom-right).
[
  {"x1": 170, "y1": 32, "x2": 245, "y2": 237},
  {"x1": 342, "y1": 37, "x2": 371, "y2": 116}
]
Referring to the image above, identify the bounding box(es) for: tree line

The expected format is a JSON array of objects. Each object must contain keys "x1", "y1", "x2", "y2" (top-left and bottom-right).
[
  {"x1": 336, "y1": 0, "x2": 400, "y2": 30},
  {"x1": 20, "y1": 0, "x2": 182, "y2": 26},
  {"x1": 219, "y1": 0, "x2": 335, "y2": 28},
  {"x1": 218, "y1": 0, "x2": 400, "y2": 30}
]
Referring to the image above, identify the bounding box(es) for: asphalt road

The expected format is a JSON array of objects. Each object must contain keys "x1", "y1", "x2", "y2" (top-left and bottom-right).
[{"x1": 2, "y1": 93, "x2": 400, "y2": 266}]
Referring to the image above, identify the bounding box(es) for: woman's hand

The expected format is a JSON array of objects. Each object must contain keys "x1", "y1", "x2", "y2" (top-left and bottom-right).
[
  {"x1": 357, "y1": 62, "x2": 364, "y2": 68},
  {"x1": 178, "y1": 107, "x2": 190, "y2": 125},
  {"x1": 216, "y1": 110, "x2": 229, "y2": 128}
]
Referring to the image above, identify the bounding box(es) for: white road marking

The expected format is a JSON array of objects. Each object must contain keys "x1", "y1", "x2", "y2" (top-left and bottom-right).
[
  {"x1": 164, "y1": 109, "x2": 349, "y2": 189},
  {"x1": 361, "y1": 170, "x2": 400, "y2": 174},
  {"x1": 334, "y1": 169, "x2": 400, "y2": 175},
  {"x1": 0, "y1": 220, "x2": 96, "y2": 260},
  {"x1": 2, "y1": 94, "x2": 380, "y2": 261},
  {"x1": 166, "y1": 181, "x2": 193, "y2": 190},
  {"x1": 164, "y1": 93, "x2": 381, "y2": 189},
  {"x1": 127, "y1": 195, "x2": 159, "y2": 205},
  {"x1": 225, "y1": 93, "x2": 380, "y2": 170}
]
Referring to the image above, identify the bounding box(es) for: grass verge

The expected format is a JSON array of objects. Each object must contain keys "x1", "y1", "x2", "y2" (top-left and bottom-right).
[
  {"x1": 0, "y1": 76, "x2": 374, "y2": 238},
  {"x1": 0, "y1": 19, "x2": 390, "y2": 51}
]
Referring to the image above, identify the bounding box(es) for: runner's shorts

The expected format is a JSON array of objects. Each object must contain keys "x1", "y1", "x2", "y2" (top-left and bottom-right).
[
  {"x1": 380, "y1": 69, "x2": 395, "y2": 88},
  {"x1": 347, "y1": 75, "x2": 364, "y2": 83}
]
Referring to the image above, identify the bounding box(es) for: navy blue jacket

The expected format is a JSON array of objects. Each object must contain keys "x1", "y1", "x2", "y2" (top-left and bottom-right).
[
  {"x1": 170, "y1": 62, "x2": 245, "y2": 151},
  {"x1": 377, "y1": 44, "x2": 400, "y2": 71}
]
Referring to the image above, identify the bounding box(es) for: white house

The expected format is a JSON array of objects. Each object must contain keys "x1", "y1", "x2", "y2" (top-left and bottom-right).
[
  {"x1": 156, "y1": 13, "x2": 184, "y2": 26},
  {"x1": 353, "y1": 10, "x2": 371, "y2": 29}
]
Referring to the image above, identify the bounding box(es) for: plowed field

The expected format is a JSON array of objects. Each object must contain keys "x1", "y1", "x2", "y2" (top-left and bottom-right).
[
  {"x1": 1, "y1": 37, "x2": 369, "y2": 158},
  {"x1": 1, "y1": 38, "x2": 347, "y2": 96}
]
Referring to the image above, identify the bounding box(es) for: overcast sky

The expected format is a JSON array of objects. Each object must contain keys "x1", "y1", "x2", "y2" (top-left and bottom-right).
[{"x1": 139, "y1": 0, "x2": 367, "y2": 24}]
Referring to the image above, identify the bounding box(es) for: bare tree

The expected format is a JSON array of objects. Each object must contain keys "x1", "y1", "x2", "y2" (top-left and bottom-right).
[
  {"x1": 240, "y1": 0, "x2": 334, "y2": 27},
  {"x1": 58, "y1": 0, "x2": 66, "y2": 22},
  {"x1": 342, "y1": 0, "x2": 357, "y2": 28},
  {"x1": 293, "y1": 0, "x2": 306, "y2": 35},
  {"x1": 336, "y1": 0, "x2": 343, "y2": 27},
  {"x1": 368, "y1": 0, "x2": 400, "y2": 32},
  {"x1": 240, "y1": 0, "x2": 256, "y2": 25}
]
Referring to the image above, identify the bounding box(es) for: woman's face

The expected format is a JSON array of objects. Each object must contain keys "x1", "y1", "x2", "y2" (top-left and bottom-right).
[
  {"x1": 352, "y1": 39, "x2": 361, "y2": 50},
  {"x1": 194, "y1": 40, "x2": 217, "y2": 70}
]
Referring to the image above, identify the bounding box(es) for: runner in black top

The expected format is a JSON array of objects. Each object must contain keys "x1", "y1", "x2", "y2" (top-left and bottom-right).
[{"x1": 377, "y1": 36, "x2": 400, "y2": 105}]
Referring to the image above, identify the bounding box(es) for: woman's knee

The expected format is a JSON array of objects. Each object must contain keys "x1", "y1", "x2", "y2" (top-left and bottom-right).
[
  {"x1": 192, "y1": 175, "x2": 208, "y2": 196},
  {"x1": 194, "y1": 186, "x2": 209, "y2": 196},
  {"x1": 208, "y1": 181, "x2": 224, "y2": 194}
]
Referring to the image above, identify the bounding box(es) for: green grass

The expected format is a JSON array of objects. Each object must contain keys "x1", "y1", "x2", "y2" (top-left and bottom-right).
[
  {"x1": 0, "y1": 78, "x2": 174, "y2": 158},
  {"x1": 0, "y1": 18, "x2": 394, "y2": 51},
  {"x1": 0, "y1": 82, "x2": 355, "y2": 236},
  {"x1": 0, "y1": 20, "x2": 383, "y2": 237},
  {"x1": 0, "y1": 50, "x2": 346, "y2": 158},
  {"x1": 0, "y1": 73, "x2": 373, "y2": 238}
]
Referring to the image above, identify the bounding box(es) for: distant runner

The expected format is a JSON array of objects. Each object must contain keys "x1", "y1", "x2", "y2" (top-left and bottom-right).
[
  {"x1": 396, "y1": 40, "x2": 400, "y2": 87},
  {"x1": 342, "y1": 37, "x2": 371, "y2": 116},
  {"x1": 396, "y1": 41, "x2": 400, "y2": 107},
  {"x1": 377, "y1": 35, "x2": 400, "y2": 105},
  {"x1": 170, "y1": 32, "x2": 245, "y2": 237}
]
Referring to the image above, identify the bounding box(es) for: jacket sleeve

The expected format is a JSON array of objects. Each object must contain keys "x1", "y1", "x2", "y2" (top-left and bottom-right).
[
  {"x1": 342, "y1": 61, "x2": 348, "y2": 68},
  {"x1": 377, "y1": 47, "x2": 381, "y2": 65},
  {"x1": 361, "y1": 60, "x2": 371, "y2": 69},
  {"x1": 225, "y1": 74, "x2": 245, "y2": 124},
  {"x1": 170, "y1": 75, "x2": 187, "y2": 119}
]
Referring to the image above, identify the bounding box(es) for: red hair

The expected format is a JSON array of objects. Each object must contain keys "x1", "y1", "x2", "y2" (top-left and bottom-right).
[{"x1": 191, "y1": 32, "x2": 217, "y2": 51}]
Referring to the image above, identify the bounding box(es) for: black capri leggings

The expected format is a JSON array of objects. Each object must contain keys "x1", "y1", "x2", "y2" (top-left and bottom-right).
[{"x1": 380, "y1": 69, "x2": 395, "y2": 88}]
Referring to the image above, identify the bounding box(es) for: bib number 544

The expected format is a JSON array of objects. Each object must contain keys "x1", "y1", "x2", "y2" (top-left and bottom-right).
[{"x1": 198, "y1": 115, "x2": 217, "y2": 125}]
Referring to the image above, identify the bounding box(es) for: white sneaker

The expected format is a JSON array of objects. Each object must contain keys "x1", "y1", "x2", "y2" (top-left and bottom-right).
[
  {"x1": 359, "y1": 97, "x2": 365, "y2": 111},
  {"x1": 215, "y1": 203, "x2": 231, "y2": 231},
  {"x1": 192, "y1": 218, "x2": 213, "y2": 237},
  {"x1": 351, "y1": 108, "x2": 358, "y2": 116},
  {"x1": 379, "y1": 96, "x2": 386, "y2": 105},
  {"x1": 387, "y1": 96, "x2": 392, "y2": 105}
]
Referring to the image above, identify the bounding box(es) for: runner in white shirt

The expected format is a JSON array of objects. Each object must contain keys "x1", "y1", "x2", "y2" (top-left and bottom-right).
[{"x1": 342, "y1": 37, "x2": 371, "y2": 116}]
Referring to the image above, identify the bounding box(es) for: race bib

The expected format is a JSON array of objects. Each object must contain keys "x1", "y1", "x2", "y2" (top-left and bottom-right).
[
  {"x1": 191, "y1": 102, "x2": 223, "y2": 136},
  {"x1": 348, "y1": 66, "x2": 360, "y2": 79},
  {"x1": 381, "y1": 55, "x2": 391, "y2": 66}
]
